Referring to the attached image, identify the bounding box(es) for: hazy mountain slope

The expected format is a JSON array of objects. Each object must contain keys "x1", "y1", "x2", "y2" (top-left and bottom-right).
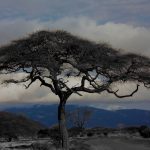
[
  {"x1": 5, "y1": 104, "x2": 150, "y2": 128},
  {"x1": 0, "y1": 111, "x2": 45, "y2": 137}
]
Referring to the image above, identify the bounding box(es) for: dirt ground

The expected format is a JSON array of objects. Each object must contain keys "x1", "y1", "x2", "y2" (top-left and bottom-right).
[{"x1": 82, "y1": 137, "x2": 150, "y2": 150}]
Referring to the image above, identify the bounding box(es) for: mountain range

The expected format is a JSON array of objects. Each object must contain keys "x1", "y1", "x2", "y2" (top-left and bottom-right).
[{"x1": 4, "y1": 104, "x2": 150, "y2": 128}]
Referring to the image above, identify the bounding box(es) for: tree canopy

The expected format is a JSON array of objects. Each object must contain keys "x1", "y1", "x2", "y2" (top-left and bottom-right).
[{"x1": 0, "y1": 30, "x2": 149, "y2": 99}]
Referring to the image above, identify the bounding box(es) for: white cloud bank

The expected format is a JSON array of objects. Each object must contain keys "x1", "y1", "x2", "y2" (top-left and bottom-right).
[
  {"x1": 0, "y1": 17, "x2": 150, "y2": 56},
  {"x1": 0, "y1": 17, "x2": 150, "y2": 105}
]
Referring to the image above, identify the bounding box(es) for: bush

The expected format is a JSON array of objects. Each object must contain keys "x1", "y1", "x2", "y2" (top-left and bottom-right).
[
  {"x1": 37, "y1": 129, "x2": 50, "y2": 138},
  {"x1": 69, "y1": 127, "x2": 83, "y2": 137},
  {"x1": 49, "y1": 125, "x2": 61, "y2": 147},
  {"x1": 139, "y1": 126, "x2": 150, "y2": 138},
  {"x1": 87, "y1": 132, "x2": 94, "y2": 137},
  {"x1": 3, "y1": 133, "x2": 18, "y2": 142},
  {"x1": 103, "y1": 132, "x2": 108, "y2": 137},
  {"x1": 124, "y1": 126, "x2": 139, "y2": 134},
  {"x1": 37, "y1": 125, "x2": 61, "y2": 147}
]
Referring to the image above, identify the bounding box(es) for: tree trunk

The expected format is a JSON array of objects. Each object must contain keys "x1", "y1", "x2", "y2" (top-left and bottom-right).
[{"x1": 58, "y1": 100, "x2": 69, "y2": 150}]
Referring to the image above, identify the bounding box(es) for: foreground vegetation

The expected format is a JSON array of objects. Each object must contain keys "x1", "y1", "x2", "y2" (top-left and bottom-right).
[{"x1": 0, "y1": 125, "x2": 150, "y2": 150}]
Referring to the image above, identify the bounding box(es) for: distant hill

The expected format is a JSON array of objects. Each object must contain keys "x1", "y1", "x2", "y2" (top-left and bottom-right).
[
  {"x1": 5, "y1": 104, "x2": 150, "y2": 128},
  {"x1": 0, "y1": 111, "x2": 45, "y2": 137}
]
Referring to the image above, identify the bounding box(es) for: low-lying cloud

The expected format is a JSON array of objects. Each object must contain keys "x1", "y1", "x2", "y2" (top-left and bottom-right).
[{"x1": 0, "y1": 17, "x2": 150, "y2": 106}]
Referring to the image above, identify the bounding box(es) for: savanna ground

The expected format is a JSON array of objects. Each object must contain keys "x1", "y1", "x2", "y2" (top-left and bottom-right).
[{"x1": 0, "y1": 134, "x2": 150, "y2": 150}]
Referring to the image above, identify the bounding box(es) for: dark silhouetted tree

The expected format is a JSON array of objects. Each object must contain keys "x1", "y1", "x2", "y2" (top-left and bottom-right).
[{"x1": 0, "y1": 30, "x2": 150, "y2": 150}]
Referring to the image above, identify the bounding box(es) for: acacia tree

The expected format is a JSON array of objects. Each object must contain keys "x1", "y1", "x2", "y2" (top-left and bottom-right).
[{"x1": 0, "y1": 30, "x2": 150, "y2": 150}]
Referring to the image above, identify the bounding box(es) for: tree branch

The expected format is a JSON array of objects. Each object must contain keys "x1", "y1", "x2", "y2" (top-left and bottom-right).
[
  {"x1": 106, "y1": 84, "x2": 140, "y2": 98},
  {"x1": 58, "y1": 79, "x2": 82, "y2": 96},
  {"x1": 25, "y1": 75, "x2": 56, "y2": 94}
]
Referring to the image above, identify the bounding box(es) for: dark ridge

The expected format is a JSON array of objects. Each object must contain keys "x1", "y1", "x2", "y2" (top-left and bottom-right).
[{"x1": 0, "y1": 111, "x2": 45, "y2": 137}]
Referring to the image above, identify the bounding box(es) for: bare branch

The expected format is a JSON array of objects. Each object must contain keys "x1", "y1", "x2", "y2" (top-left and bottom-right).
[
  {"x1": 106, "y1": 84, "x2": 140, "y2": 98},
  {"x1": 25, "y1": 75, "x2": 56, "y2": 94},
  {"x1": 58, "y1": 80, "x2": 82, "y2": 96}
]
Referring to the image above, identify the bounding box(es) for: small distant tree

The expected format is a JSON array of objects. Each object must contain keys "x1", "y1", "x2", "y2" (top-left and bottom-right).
[
  {"x1": 67, "y1": 107, "x2": 93, "y2": 129},
  {"x1": 0, "y1": 30, "x2": 150, "y2": 150}
]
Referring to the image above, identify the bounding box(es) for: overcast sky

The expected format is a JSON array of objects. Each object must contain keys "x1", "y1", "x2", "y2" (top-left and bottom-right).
[{"x1": 0, "y1": 0, "x2": 150, "y2": 110}]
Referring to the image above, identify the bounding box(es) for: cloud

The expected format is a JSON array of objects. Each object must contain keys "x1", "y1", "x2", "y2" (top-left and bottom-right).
[
  {"x1": 105, "y1": 105, "x2": 126, "y2": 111},
  {"x1": 0, "y1": 0, "x2": 150, "y2": 27},
  {"x1": 88, "y1": 98, "x2": 150, "y2": 110},
  {"x1": 0, "y1": 75, "x2": 149, "y2": 109},
  {"x1": 0, "y1": 0, "x2": 149, "y2": 108},
  {"x1": 51, "y1": 17, "x2": 150, "y2": 56},
  {"x1": 0, "y1": 19, "x2": 44, "y2": 45},
  {"x1": 0, "y1": 75, "x2": 59, "y2": 104},
  {"x1": 0, "y1": 17, "x2": 150, "y2": 106},
  {"x1": 0, "y1": 17, "x2": 150, "y2": 56}
]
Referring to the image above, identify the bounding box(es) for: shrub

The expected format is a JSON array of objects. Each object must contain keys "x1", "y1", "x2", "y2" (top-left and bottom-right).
[
  {"x1": 37, "y1": 125, "x2": 61, "y2": 147},
  {"x1": 3, "y1": 133, "x2": 18, "y2": 142},
  {"x1": 37, "y1": 129, "x2": 50, "y2": 138},
  {"x1": 124, "y1": 126, "x2": 139, "y2": 134},
  {"x1": 48, "y1": 125, "x2": 62, "y2": 147},
  {"x1": 87, "y1": 132, "x2": 94, "y2": 137},
  {"x1": 139, "y1": 126, "x2": 150, "y2": 138},
  {"x1": 69, "y1": 127, "x2": 83, "y2": 137},
  {"x1": 103, "y1": 132, "x2": 108, "y2": 137}
]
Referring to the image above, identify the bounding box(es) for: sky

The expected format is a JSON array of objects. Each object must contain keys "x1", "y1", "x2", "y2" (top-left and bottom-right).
[{"x1": 0, "y1": 0, "x2": 150, "y2": 110}]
